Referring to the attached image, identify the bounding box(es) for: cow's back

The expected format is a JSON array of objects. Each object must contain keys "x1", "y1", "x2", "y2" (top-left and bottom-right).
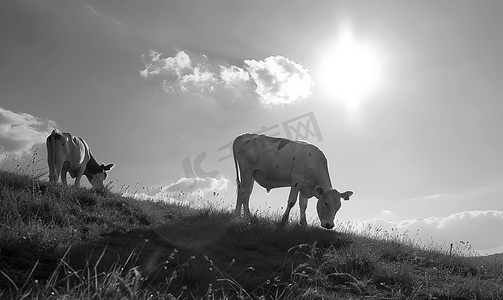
[
  {"x1": 233, "y1": 133, "x2": 327, "y2": 190},
  {"x1": 234, "y1": 133, "x2": 323, "y2": 166}
]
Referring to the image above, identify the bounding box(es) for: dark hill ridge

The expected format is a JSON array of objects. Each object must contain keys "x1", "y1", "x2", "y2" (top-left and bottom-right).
[
  {"x1": 486, "y1": 252, "x2": 503, "y2": 260},
  {"x1": 1, "y1": 169, "x2": 503, "y2": 299},
  {"x1": 471, "y1": 252, "x2": 503, "y2": 266}
]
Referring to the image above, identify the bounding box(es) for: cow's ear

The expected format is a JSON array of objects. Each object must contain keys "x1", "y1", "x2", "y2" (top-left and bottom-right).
[
  {"x1": 341, "y1": 191, "x2": 353, "y2": 201},
  {"x1": 103, "y1": 163, "x2": 115, "y2": 171},
  {"x1": 314, "y1": 186, "x2": 325, "y2": 198}
]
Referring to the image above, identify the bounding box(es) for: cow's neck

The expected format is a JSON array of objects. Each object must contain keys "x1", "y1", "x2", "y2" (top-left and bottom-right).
[
  {"x1": 84, "y1": 153, "x2": 102, "y2": 175},
  {"x1": 317, "y1": 176, "x2": 332, "y2": 190},
  {"x1": 315, "y1": 159, "x2": 332, "y2": 190}
]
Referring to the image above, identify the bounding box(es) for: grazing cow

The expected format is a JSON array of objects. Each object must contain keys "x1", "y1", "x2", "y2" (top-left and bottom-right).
[
  {"x1": 46, "y1": 129, "x2": 114, "y2": 189},
  {"x1": 233, "y1": 133, "x2": 353, "y2": 229}
]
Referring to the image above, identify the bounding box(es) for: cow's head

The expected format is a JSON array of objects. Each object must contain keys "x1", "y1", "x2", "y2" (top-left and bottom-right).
[
  {"x1": 315, "y1": 186, "x2": 353, "y2": 229},
  {"x1": 87, "y1": 163, "x2": 115, "y2": 189}
]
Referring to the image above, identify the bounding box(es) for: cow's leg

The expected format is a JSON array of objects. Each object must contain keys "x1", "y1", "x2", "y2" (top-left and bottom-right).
[
  {"x1": 73, "y1": 166, "x2": 86, "y2": 187},
  {"x1": 48, "y1": 169, "x2": 57, "y2": 183},
  {"x1": 236, "y1": 171, "x2": 254, "y2": 217},
  {"x1": 61, "y1": 170, "x2": 68, "y2": 185},
  {"x1": 46, "y1": 139, "x2": 55, "y2": 183},
  {"x1": 299, "y1": 195, "x2": 308, "y2": 225},
  {"x1": 54, "y1": 160, "x2": 65, "y2": 184},
  {"x1": 280, "y1": 187, "x2": 300, "y2": 225},
  {"x1": 234, "y1": 196, "x2": 242, "y2": 215},
  {"x1": 242, "y1": 179, "x2": 254, "y2": 217}
]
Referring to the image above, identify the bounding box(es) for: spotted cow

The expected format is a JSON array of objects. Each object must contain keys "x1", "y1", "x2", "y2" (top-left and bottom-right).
[{"x1": 232, "y1": 133, "x2": 353, "y2": 229}]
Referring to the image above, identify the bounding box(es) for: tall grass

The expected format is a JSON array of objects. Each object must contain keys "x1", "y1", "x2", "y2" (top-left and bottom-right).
[{"x1": 1, "y1": 156, "x2": 503, "y2": 299}]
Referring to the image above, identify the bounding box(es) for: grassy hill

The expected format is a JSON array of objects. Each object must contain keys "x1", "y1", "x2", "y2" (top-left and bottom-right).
[{"x1": 1, "y1": 169, "x2": 503, "y2": 299}]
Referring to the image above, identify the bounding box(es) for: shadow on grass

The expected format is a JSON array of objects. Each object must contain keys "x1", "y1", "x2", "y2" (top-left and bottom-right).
[{"x1": 65, "y1": 210, "x2": 353, "y2": 297}]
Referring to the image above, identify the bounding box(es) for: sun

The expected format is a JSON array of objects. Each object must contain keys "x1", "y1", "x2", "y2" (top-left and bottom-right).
[{"x1": 319, "y1": 31, "x2": 380, "y2": 111}]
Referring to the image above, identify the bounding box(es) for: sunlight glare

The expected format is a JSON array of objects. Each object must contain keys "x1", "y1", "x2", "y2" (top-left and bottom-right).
[{"x1": 320, "y1": 31, "x2": 380, "y2": 111}]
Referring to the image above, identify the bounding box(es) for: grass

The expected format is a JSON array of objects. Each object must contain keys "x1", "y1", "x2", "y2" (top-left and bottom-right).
[{"x1": 1, "y1": 163, "x2": 503, "y2": 299}]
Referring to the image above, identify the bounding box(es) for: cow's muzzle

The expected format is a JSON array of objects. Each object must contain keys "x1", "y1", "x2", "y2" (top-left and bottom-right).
[{"x1": 322, "y1": 222, "x2": 334, "y2": 229}]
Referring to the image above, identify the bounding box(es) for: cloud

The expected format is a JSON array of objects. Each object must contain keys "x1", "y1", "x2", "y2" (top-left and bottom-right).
[
  {"x1": 244, "y1": 55, "x2": 314, "y2": 107},
  {"x1": 140, "y1": 50, "x2": 314, "y2": 107},
  {"x1": 140, "y1": 50, "x2": 191, "y2": 79},
  {"x1": 179, "y1": 67, "x2": 218, "y2": 93},
  {"x1": 417, "y1": 186, "x2": 501, "y2": 202},
  {"x1": 164, "y1": 176, "x2": 229, "y2": 194},
  {"x1": 360, "y1": 210, "x2": 503, "y2": 254},
  {"x1": 141, "y1": 50, "x2": 218, "y2": 95},
  {"x1": 86, "y1": 4, "x2": 125, "y2": 27},
  {"x1": 220, "y1": 65, "x2": 250, "y2": 86},
  {"x1": 132, "y1": 176, "x2": 230, "y2": 204},
  {"x1": 0, "y1": 107, "x2": 56, "y2": 157}
]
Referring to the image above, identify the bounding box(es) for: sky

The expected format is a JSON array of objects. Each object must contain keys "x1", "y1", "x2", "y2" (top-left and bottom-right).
[{"x1": 1, "y1": 0, "x2": 503, "y2": 255}]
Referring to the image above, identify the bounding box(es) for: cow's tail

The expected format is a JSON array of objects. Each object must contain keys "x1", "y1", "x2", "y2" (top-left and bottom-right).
[{"x1": 232, "y1": 138, "x2": 241, "y2": 194}]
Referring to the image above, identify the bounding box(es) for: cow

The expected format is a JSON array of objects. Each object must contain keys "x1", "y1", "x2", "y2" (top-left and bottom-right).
[
  {"x1": 46, "y1": 129, "x2": 114, "y2": 189},
  {"x1": 232, "y1": 133, "x2": 353, "y2": 229}
]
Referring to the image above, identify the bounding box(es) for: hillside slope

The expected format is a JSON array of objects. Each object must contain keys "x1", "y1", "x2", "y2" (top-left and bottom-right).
[{"x1": 1, "y1": 170, "x2": 502, "y2": 299}]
